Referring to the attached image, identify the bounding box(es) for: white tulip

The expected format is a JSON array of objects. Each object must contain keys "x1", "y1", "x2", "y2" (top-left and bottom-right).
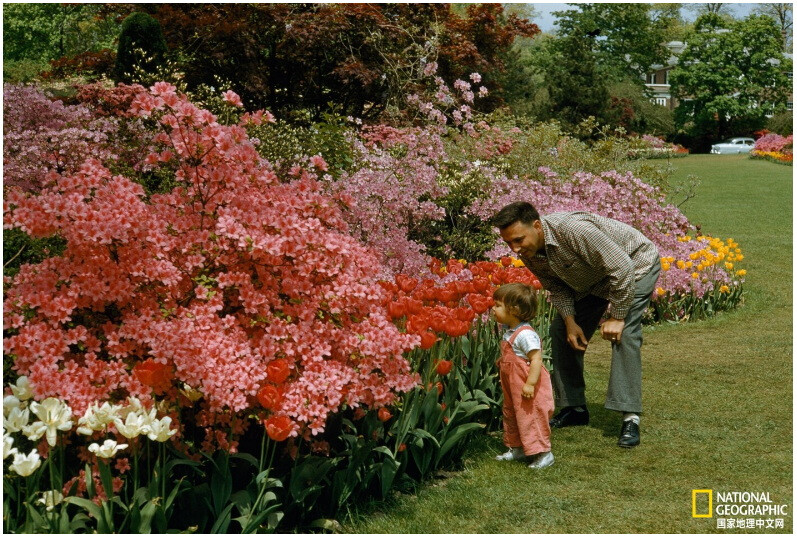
[
  {"x1": 117, "y1": 397, "x2": 146, "y2": 420},
  {"x1": 29, "y1": 398, "x2": 73, "y2": 447},
  {"x1": 3, "y1": 406, "x2": 30, "y2": 433},
  {"x1": 146, "y1": 415, "x2": 176, "y2": 442},
  {"x1": 22, "y1": 420, "x2": 47, "y2": 442},
  {"x1": 88, "y1": 439, "x2": 129, "y2": 459},
  {"x1": 3, "y1": 395, "x2": 23, "y2": 417},
  {"x1": 113, "y1": 410, "x2": 150, "y2": 439},
  {"x1": 10, "y1": 376, "x2": 33, "y2": 401},
  {"x1": 37, "y1": 490, "x2": 64, "y2": 512},
  {"x1": 77, "y1": 401, "x2": 122, "y2": 435},
  {"x1": 3, "y1": 433, "x2": 18, "y2": 460},
  {"x1": 9, "y1": 449, "x2": 41, "y2": 477}
]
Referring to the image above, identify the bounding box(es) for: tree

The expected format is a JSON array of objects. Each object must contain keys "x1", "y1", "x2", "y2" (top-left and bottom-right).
[
  {"x1": 753, "y1": 3, "x2": 793, "y2": 50},
  {"x1": 96, "y1": 4, "x2": 536, "y2": 121},
  {"x1": 113, "y1": 12, "x2": 168, "y2": 83},
  {"x1": 670, "y1": 13, "x2": 792, "y2": 149},
  {"x1": 552, "y1": 3, "x2": 676, "y2": 82},
  {"x1": 539, "y1": 33, "x2": 609, "y2": 128},
  {"x1": 3, "y1": 4, "x2": 120, "y2": 81}
]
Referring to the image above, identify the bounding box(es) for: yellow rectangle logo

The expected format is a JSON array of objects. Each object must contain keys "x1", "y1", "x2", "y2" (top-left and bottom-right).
[{"x1": 692, "y1": 489, "x2": 713, "y2": 518}]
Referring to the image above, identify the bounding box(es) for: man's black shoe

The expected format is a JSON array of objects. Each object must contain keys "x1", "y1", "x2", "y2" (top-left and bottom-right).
[
  {"x1": 618, "y1": 420, "x2": 640, "y2": 448},
  {"x1": 549, "y1": 406, "x2": 589, "y2": 428}
]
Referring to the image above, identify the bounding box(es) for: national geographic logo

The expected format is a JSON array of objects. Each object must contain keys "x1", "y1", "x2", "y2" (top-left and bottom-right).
[{"x1": 693, "y1": 489, "x2": 789, "y2": 529}]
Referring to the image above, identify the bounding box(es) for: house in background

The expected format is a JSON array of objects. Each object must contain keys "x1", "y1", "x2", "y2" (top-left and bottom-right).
[{"x1": 642, "y1": 41, "x2": 685, "y2": 111}]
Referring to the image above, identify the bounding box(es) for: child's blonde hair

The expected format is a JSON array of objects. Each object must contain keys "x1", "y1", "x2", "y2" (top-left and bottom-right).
[{"x1": 493, "y1": 283, "x2": 537, "y2": 322}]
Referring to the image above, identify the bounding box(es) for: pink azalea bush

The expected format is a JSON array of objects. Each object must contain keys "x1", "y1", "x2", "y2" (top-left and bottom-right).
[
  {"x1": 753, "y1": 133, "x2": 792, "y2": 153},
  {"x1": 3, "y1": 84, "x2": 119, "y2": 193},
  {"x1": 4, "y1": 84, "x2": 419, "y2": 449}
]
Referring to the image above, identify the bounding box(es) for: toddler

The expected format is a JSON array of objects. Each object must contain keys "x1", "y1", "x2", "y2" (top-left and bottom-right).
[{"x1": 492, "y1": 283, "x2": 555, "y2": 469}]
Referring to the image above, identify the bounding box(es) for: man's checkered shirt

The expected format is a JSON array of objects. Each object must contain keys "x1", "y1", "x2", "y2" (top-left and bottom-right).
[{"x1": 519, "y1": 212, "x2": 659, "y2": 320}]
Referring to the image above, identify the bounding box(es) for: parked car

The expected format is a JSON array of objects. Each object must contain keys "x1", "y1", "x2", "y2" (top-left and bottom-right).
[{"x1": 710, "y1": 137, "x2": 755, "y2": 154}]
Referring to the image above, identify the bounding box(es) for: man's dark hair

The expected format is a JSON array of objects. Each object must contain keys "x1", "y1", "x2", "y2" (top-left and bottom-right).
[{"x1": 492, "y1": 202, "x2": 540, "y2": 230}]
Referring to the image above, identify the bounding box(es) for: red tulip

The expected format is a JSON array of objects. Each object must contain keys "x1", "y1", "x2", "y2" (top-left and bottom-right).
[
  {"x1": 430, "y1": 314, "x2": 449, "y2": 334},
  {"x1": 454, "y1": 307, "x2": 475, "y2": 323},
  {"x1": 436, "y1": 360, "x2": 453, "y2": 376},
  {"x1": 532, "y1": 278, "x2": 542, "y2": 290},
  {"x1": 420, "y1": 331, "x2": 438, "y2": 349},
  {"x1": 133, "y1": 360, "x2": 173, "y2": 395},
  {"x1": 378, "y1": 407, "x2": 392, "y2": 422},
  {"x1": 395, "y1": 274, "x2": 418, "y2": 293},
  {"x1": 445, "y1": 320, "x2": 469, "y2": 338},
  {"x1": 264, "y1": 415, "x2": 293, "y2": 441},
  {"x1": 257, "y1": 385, "x2": 283, "y2": 410},
  {"x1": 406, "y1": 315, "x2": 429, "y2": 334},
  {"x1": 500, "y1": 257, "x2": 512, "y2": 267},
  {"x1": 472, "y1": 277, "x2": 491, "y2": 293},
  {"x1": 398, "y1": 443, "x2": 407, "y2": 452},
  {"x1": 404, "y1": 298, "x2": 424, "y2": 315},
  {"x1": 387, "y1": 301, "x2": 407, "y2": 319},
  {"x1": 436, "y1": 382, "x2": 444, "y2": 395},
  {"x1": 266, "y1": 358, "x2": 291, "y2": 384}
]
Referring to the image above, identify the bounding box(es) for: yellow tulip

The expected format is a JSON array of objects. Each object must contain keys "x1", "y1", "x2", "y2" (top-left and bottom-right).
[
  {"x1": 736, "y1": 269, "x2": 747, "y2": 277},
  {"x1": 719, "y1": 285, "x2": 730, "y2": 293}
]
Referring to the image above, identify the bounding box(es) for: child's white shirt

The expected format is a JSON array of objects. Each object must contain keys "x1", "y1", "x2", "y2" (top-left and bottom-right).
[{"x1": 502, "y1": 322, "x2": 541, "y2": 360}]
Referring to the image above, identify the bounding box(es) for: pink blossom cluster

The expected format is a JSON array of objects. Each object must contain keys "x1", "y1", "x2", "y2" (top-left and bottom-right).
[
  {"x1": 4, "y1": 84, "x2": 419, "y2": 446},
  {"x1": 641, "y1": 134, "x2": 668, "y2": 149},
  {"x1": 328, "y1": 126, "x2": 449, "y2": 278},
  {"x1": 753, "y1": 133, "x2": 793, "y2": 154},
  {"x1": 406, "y1": 63, "x2": 487, "y2": 134},
  {"x1": 3, "y1": 84, "x2": 119, "y2": 193},
  {"x1": 467, "y1": 167, "x2": 735, "y2": 298}
]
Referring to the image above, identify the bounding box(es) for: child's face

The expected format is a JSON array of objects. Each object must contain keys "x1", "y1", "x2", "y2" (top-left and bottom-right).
[{"x1": 492, "y1": 300, "x2": 519, "y2": 326}]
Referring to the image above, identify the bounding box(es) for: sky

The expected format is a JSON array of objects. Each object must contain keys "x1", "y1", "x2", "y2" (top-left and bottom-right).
[{"x1": 527, "y1": 2, "x2": 763, "y2": 33}]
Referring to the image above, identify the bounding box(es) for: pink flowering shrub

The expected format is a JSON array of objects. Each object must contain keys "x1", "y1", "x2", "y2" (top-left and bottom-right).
[
  {"x1": 328, "y1": 126, "x2": 449, "y2": 278},
  {"x1": 4, "y1": 84, "x2": 419, "y2": 448},
  {"x1": 3, "y1": 84, "x2": 119, "y2": 193},
  {"x1": 753, "y1": 133, "x2": 792, "y2": 154}
]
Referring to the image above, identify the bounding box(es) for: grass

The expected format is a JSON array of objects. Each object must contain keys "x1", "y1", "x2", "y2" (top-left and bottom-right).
[{"x1": 342, "y1": 155, "x2": 793, "y2": 534}]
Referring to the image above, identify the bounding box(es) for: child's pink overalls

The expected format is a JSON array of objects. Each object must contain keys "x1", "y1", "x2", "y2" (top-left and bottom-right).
[{"x1": 499, "y1": 325, "x2": 555, "y2": 456}]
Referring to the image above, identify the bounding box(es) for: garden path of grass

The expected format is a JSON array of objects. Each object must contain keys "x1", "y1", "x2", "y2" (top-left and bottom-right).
[{"x1": 343, "y1": 155, "x2": 793, "y2": 534}]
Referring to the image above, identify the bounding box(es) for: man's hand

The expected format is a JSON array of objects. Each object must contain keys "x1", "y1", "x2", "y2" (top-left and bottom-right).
[
  {"x1": 600, "y1": 318, "x2": 625, "y2": 344},
  {"x1": 564, "y1": 316, "x2": 588, "y2": 351}
]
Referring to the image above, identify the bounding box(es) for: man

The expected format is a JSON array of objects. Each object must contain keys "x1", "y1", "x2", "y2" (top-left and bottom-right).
[{"x1": 492, "y1": 202, "x2": 660, "y2": 448}]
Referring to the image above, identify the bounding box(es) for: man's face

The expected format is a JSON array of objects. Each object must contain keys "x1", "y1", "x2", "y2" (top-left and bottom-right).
[{"x1": 499, "y1": 220, "x2": 544, "y2": 259}]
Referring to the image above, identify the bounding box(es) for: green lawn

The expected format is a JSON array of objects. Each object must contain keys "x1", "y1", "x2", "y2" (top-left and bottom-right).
[{"x1": 342, "y1": 155, "x2": 793, "y2": 534}]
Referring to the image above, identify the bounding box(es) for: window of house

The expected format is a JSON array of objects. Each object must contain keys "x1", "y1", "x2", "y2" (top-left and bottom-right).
[{"x1": 655, "y1": 97, "x2": 667, "y2": 106}]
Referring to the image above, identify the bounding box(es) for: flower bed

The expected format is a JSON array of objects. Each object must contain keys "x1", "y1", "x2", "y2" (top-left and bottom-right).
[{"x1": 750, "y1": 133, "x2": 792, "y2": 165}]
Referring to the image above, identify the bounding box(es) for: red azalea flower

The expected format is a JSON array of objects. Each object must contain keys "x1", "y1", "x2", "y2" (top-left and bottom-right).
[
  {"x1": 256, "y1": 385, "x2": 283, "y2": 411},
  {"x1": 266, "y1": 359, "x2": 291, "y2": 384},
  {"x1": 378, "y1": 407, "x2": 392, "y2": 422},
  {"x1": 436, "y1": 360, "x2": 453, "y2": 376},
  {"x1": 264, "y1": 415, "x2": 293, "y2": 441}
]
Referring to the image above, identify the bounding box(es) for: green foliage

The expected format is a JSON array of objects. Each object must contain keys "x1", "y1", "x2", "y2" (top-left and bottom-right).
[
  {"x1": 3, "y1": 4, "x2": 119, "y2": 67},
  {"x1": 553, "y1": 3, "x2": 677, "y2": 82},
  {"x1": 3, "y1": 228, "x2": 67, "y2": 279},
  {"x1": 607, "y1": 80, "x2": 676, "y2": 136},
  {"x1": 248, "y1": 115, "x2": 356, "y2": 178},
  {"x1": 113, "y1": 12, "x2": 169, "y2": 84},
  {"x1": 670, "y1": 13, "x2": 792, "y2": 151},
  {"x1": 537, "y1": 34, "x2": 609, "y2": 129},
  {"x1": 766, "y1": 110, "x2": 794, "y2": 135}
]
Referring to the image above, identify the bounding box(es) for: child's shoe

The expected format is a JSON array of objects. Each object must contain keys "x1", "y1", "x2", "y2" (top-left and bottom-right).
[
  {"x1": 528, "y1": 451, "x2": 554, "y2": 469},
  {"x1": 495, "y1": 447, "x2": 526, "y2": 461}
]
